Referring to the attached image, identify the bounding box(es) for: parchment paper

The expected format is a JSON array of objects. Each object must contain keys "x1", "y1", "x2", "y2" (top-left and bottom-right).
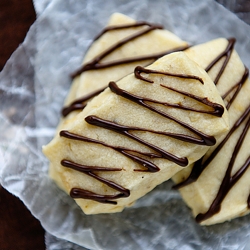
[{"x1": 1, "y1": 0, "x2": 250, "y2": 249}]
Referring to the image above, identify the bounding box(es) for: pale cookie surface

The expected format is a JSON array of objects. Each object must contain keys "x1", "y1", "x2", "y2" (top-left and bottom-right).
[
  {"x1": 43, "y1": 52, "x2": 229, "y2": 214},
  {"x1": 173, "y1": 38, "x2": 250, "y2": 225}
]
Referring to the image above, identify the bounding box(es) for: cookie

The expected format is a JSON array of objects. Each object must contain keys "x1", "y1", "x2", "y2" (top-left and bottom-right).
[
  {"x1": 43, "y1": 52, "x2": 229, "y2": 214},
  {"x1": 173, "y1": 38, "x2": 250, "y2": 225}
]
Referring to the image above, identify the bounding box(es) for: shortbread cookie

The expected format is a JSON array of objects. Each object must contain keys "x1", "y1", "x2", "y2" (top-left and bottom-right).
[
  {"x1": 43, "y1": 52, "x2": 229, "y2": 214},
  {"x1": 61, "y1": 13, "x2": 188, "y2": 123},
  {"x1": 173, "y1": 38, "x2": 250, "y2": 225}
]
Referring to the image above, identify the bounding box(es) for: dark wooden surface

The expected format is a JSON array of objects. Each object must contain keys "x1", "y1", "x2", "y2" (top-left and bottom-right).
[{"x1": 0, "y1": 0, "x2": 46, "y2": 249}]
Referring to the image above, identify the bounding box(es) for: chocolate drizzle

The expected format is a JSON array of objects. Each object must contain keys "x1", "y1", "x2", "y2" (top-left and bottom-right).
[
  {"x1": 85, "y1": 115, "x2": 187, "y2": 167},
  {"x1": 62, "y1": 87, "x2": 105, "y2": 117},
  {"x1": 197, "y1": 119, "x2": 250, "y2": 222},
  {"x1": 93, "y1": 22, "x2": 163, "y2": 40},
  {"x1": 71, "y1": 21, "x2": 188, "y2": 78},
  {"x1": 205, "y1": 38, "x2": 235, "y2": 85},
  {"x1": 71, "y1": 22, "x2": 163, "y2": 78},
  {"x1": 61, "y1": 64, "x2": 225, "y2": 204},
  {"x1": 109, "y1": 80, "x2": 219, "y2": 147},
  {"x1": 62, "y1": 21, "x2": 189, "y2": 117},
  {"x1": 60, "y1": 129, "x2": 162, "y2": 172},
  {"x1": 222, "y1": 67, "x2": 249, "y2": 110},
  {"x1": 174, "y1": 38, "x2": 250, "y2": 223},
  {"x1": 174, "y1": 104, "x2": 250, "y2": 190},
  {"x1": 196, "y1": 110, "x2": 250, "y2": 223},
  {"x1": 134, "y1": 66, "x2": 224, "y2": 118},
  {"x1": 61, "y1": 159, "x2": 129, "y2": 204},
  {"x1": 71, "y1": 46, "x2": 189, "y2": 79},
  {"x1": 135, "y1": 65, "x2": 204, "y2": 84}
]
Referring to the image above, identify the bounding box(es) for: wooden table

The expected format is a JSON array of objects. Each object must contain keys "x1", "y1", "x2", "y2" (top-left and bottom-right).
[{"x1": 0, "y1": 1, "x2": 45, "y2": 249}]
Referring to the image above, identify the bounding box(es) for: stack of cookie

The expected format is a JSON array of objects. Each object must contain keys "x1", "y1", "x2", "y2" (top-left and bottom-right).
[{"x1": 43, "y1": 13, "x2": 250, "y2": 225}]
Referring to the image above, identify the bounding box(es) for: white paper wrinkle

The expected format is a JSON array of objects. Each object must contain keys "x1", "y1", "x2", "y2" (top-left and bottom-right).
[{"x1": 1, "y1": 0, "x2": 250, "y2": 249}]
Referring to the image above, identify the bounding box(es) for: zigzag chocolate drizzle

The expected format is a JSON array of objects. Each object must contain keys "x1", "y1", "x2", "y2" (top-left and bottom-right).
[
  {"x1": 70, "y1": 22, "x2": 162, "y2": 78},
  {"x1": 173, "y1": 104, "x2": 250, "y2": 189},
  {"x1": 62, "y1": 21, "x2": 189, "y2": 117},
  {"x1": 222, "y1": 67, "x2": 249, "y2": 110},
  {"x1": 134, "y1": 66, "x2": 224, "y2": 118},
  {"x1": 61, "y1": 66, "x2": 224, "y2": 204},
  {"x1": 60, "y1": 129, "x2": 162, "y2": 173},
  {"x1": 196, "y1": 115, "x2": 250, "y2": 223},
  {"x1": 205, "y1": 38, "x2": 235, "y2": 85},
  {"x1": 173, "y1": 38, "x2": 250, "y2": 223},
  {"x1": 62, "y1": 87, "x2": 105, "y2": 117},
  {"x1": 85, "y1": 115, "x2": 187, "y2": 168},
  {"x1": 60, "y1": 158, "x2": 129, "y2": 204},
  {"x1": 71, "y1": 21, "x2": 188, "y2": 78},
  {"x1": 93, "y1": 21, "x2": 163, "y2": 40}
]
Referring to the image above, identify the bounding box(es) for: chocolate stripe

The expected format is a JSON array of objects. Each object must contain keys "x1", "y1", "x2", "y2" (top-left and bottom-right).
[{"x1": 174, "y1": 38, "x2": 250, "y2": 223}]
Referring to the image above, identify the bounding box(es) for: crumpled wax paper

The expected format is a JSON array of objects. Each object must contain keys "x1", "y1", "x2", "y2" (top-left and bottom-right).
[
  {"x1": 33, "y1": 0, "x2": 51, "y2": 16},
  {"x1": 1, "y1": 0, "x2": 250, "y2": 249}
]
